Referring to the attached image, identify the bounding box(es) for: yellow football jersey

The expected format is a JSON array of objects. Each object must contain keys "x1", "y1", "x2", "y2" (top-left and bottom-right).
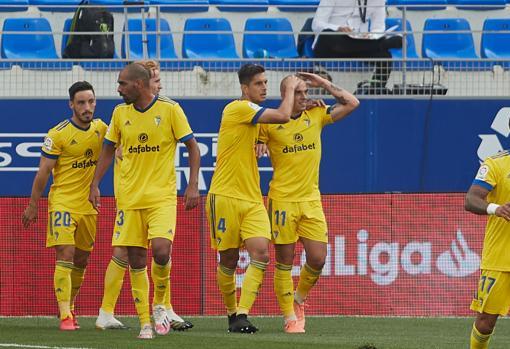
[
  {"x1": 473, "y1": 151, "x2": 510, "y2": 271},
  {"x1": 105, "y1": 96, "x2": 193, "y2": 209},
  {"x1": 41, "y1": 118, "x2": 107, "y2": 214},
  {"x1": 259, "y1": 106, "x2": 333, "y2": 201},
  {"x1": 209, "y1": 99, "x2": 267, "y2": 203}
]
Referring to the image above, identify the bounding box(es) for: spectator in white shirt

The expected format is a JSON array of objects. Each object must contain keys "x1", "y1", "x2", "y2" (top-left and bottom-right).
[{"x1": 312, "y1": 0, "x2": 402, "y2": 94}]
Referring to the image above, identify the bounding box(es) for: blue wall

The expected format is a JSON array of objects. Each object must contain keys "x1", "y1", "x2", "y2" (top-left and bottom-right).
[{"x1": 0, "y1": 98, "x2": 508, "y2": 196}]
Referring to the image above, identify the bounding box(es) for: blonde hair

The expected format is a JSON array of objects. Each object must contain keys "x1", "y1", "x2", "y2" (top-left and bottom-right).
[{"x1": 134, "y1": 60, "x2": 160, "y2": 78}]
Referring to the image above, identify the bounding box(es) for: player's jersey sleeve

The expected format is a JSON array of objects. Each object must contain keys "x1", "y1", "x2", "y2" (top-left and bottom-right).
[
  {"x1": 41, "y1": 127, "x2": 63, "y2": 159},
  {"x1": 225, "y1": 101, "x2": 266, "y2": 125},
  {"x1": 170, "y1": 103, "x2": 194, "y2": 142},
  {"x1": 472, "y1": 158, "x2": 499, "y2": 191},
  {"x1": 322, "y1": 105, "x2": 334, "y2": 127},
  {"x1": 105, "y1": 108, "x2": 120, "y2": 145},
  {"x1": 258, "y1": 124, "x2": 269, "y2": 144}
]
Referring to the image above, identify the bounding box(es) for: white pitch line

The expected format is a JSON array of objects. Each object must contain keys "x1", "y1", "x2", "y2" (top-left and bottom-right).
[{"x1": 0, "y1": 344, "x2": 94, "y2": 349}]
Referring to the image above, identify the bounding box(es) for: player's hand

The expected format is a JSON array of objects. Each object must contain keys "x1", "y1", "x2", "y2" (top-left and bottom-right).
[
  {"x1": 297, "y1": 72, "x2": 329, "y2": 88},
  {"x1": 306, "y1": 98, "x2": 326, "y2": 110},
  {"x1": 22, "y1": 202, "x2": 38, "y2": 229},
  {"x1": 283, "y1": 75, "x2": 301, "y2": 91},
  {"x1": 255, "y1": 143, "x2": 269, "y2": 159},
  {"x1": 495, "y1": 203, "x2": 510, "y2": 221},
  {"x1": 89, "y1": 185, "x2": 101, "y2": 211},
  {"x1": 184, "y1": 184, "x2": 199, "y2": 210}
]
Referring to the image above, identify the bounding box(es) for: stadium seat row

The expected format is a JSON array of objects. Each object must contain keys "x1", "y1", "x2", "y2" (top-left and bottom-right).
[
  {"x1": 0, "y1": 0, "x2": 319, "y2": 13},
  {"x1": 1, "y1": 16, "x2": 509, "y2": 70},
  {"x1": 1, "y1": 0, "x2": 509, "y2": 12}
]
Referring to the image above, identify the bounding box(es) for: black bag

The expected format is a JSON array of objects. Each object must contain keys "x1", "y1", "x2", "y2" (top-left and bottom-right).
[{"x1": 63, "y1": 0, "x2": 115, "y2": 59}]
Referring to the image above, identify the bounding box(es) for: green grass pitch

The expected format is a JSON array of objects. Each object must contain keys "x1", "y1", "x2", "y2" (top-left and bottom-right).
[{"x1": 1, "y1": 316, "x2": 510, "y2": 349}]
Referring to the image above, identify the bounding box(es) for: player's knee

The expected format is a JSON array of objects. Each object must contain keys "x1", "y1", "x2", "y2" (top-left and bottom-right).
[
  {"x1": 306, "y1": 255, "x2": 326, "y2": 271},
  {"x1": 476, "y1": 313, "x2": 498, "y2": 334},
  {"x1": 153, "y1": 252, "x2": 170, "y2": 266},
  {"x1": 73, "y1": 252, "x2": 90, "y2": 269},
  {"x1": 112, "y1": 246, "x2": 128, "y2": 262},
  {"x1": 250, "y1": 249, "x2": 270, "y2": 264}
]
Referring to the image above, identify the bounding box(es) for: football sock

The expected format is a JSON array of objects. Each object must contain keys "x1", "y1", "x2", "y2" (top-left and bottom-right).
[
  {"x1": 70, "y1": 266, "x2": 85, "y2": 312},
  {"x1": 238, "y1": 260, "x2": 268, "y2": 315},
  {"x1": 470, "y1": 323, "x2": 492, "y2": 349},
  {"x1": 130, "y1": 267, "x2": 151, "y2": 326},
  {"x1": 164, "y1": 262, "x2": 172, "y2": 309},
  {"x1": 295, "y1": 263, "x2": 322, "y2": 304},
  {"x1": 100, "y1": 256, "x2": 127, "y2": 314},
  {"x1": 54, "y1": 261, "x2": 73, "y2": 320},
  {"x1": 274, "y1": 263, "x2": 295, "y2": 319},
  {"x1": 217, "y1": 264, "x2": 237, "y2": 315},
  {"x1": 151, "y1": 259, "x2": 170, "y2": 306}
]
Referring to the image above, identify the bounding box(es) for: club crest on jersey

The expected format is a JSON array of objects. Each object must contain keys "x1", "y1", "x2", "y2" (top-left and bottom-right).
[
  {"x1": 138, "y1": 133, "x2": 148, "y2": 143},
  {"x1": 95, "y1": 130, "x2": 100, "y2": 138},
  {"x1": 304, "y1": 118, "x2": 311, "y2": 127},
  {"x1": 294, "y1": 133, "x2": 303, "y2": 143},
  {"x1": 84, "y1": 148, "x2": 93, "y2": 158},
  {"x1": 154, "y1": 116, "x2": 161, "y2": 126}
]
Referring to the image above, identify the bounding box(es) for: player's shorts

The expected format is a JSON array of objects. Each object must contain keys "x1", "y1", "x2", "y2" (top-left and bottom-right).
[
  {"x1": 112, "y1": 205, "x2": 176, "y2": 248},
  {"x1": 470, "y1": 269, "x2": 510, "y2": 316},
  {"x1": 268, "y1": 198, "x2": 328, "y2": 245},
  {"x1": 46, "y1": 211, "x2": 97, "y2": 252},
  {"x1": 206, "y1": 193, "x2": 271, "y2": 251}
]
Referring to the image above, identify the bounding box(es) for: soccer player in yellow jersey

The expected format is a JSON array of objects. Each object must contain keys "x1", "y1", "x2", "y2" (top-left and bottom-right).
[
  {"x1": 22, "y1": 81, "x2": 107, "y2": 331},
  {"x1": 465, "y1": 148, "x2": 510, "y2": 349},
  {"x1": 95, "y1": 60, "x2": 193, "y2": 332},
  {"x1": 258, "y1": 72, "x2": 359, "y2": 333},
  {"x1": 207, "y1": 63, "x2": 301, "y2": 333},
  {"x1": 89, "y1": 63, "x2": 200, "y2": 339}
]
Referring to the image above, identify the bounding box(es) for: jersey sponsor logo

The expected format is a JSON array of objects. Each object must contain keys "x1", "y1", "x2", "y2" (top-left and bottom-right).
[
  {"x1": 138, "y1": 133, "x2": 149, "y2": 143},
  {"x1": 72, "y1": 159, "x2": 98, "y2": 169},
  {"x1": 294, "y1": 133, "x2": 303, "y2": 142},
  {"x1": 84, "y1": 148, "x2": 93, "y2": 158},
  {"x1": 282, "y1": 143, "x2": 316, "y2": 154},
  {"x1": 436, "y1": 230, "x2": 479, "y2": 277},
  {"x1": 127, "y1": 144, "x2": 161, "y2": 154}
]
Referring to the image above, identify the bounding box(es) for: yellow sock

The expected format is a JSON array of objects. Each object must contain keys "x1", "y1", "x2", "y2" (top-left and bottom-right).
[
  {"x1": 295, "y1": 263, "x2": 322, "y2": 303},
  {"x1": 70, "y1": 266, "x2": 85, "y2": 312},
  {"x1": 100, "y1": 257, "x2": 127, "y2": 314},
  {"x1": 129, "y1": 267, "x2": 150, "y2": 326},
  {"x1": 164, "y1": 262, "x2": 172, "y2": 309},
  {"x1": 151, "y1": 259, "x2": 170, "y2": 306},
  {"x1": 238, "y1": 260, "x2": 267, "y2": 315},
  {"x1": 54, "y1": 261, "x2": 73, "y2": 320},
  {"x1": 217, "y1": 264, "x2": 237, "y2": 315},
  {"x1": 274, "y1": 263, "x2": 295, "y2": 319},
  {"x1": 471, "y1": 323, "x2": 492, "y2": 349}
]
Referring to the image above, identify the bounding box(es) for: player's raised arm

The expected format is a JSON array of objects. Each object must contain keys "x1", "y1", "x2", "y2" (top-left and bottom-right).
[
  {"x1": 297, "y1": 72, "x2": 360, "y2": 122},
  {"x1": 183, "y1": 137, "x2": 200, "y2": 210},
  {"x1": 88, "y1": 141, "x2": 115, "y2": 210},
  {"x1": 22, "y1": 156, "x2": 57, "y2": 228},
  {"x1": 257, "y1": 75, "x2": 301, "y2": 124}
]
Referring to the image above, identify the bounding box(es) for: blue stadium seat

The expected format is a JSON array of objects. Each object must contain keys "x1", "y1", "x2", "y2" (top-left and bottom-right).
[
  {"x1": 28, "y1": 0, "x2": 80, "y2": 12},
  {"x1": 481, "y1": 18, "x2": 510, "y2": 68},
  {"x1": 209, "y1": 0, "x2": 268, "y2": 12},
  {"x1": 422, "y1": 18, "x2": 490, "y2": 69},
  {"x1": 0, "y1": 0, "x2": 28, "y2": 11},
  {"x1": 448, "y1": 0, "x2": 506, "y2": 10},
  {"x1": 268, "y1": 0, "x2": 318, "y2": 12},
  {"x1": 61, "y1": 18, "x2": 124, "y2": 70},
  {"x1": 149, "y1": 0, "x2": 208, "y2": 12},
  {"x1": 88, "y1": 0, "x2": 150, "y2": 12},
  {"x1": 183, "y1": 18, "x2": 239, "y2": 59},
  {"x1": 386, "y1": 0, "x2": 447, "y2": 10},
  {"x1": 243, "y1": 18, "x2": 298, "y2": 58},
  {"x1": 1, "y1": 18, "x2": 72, "y2": 70}
]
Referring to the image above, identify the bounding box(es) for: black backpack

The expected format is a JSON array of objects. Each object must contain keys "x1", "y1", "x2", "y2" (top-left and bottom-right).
[{"x1": 63, "y1": 0, "x2": 115, "y2": 59}]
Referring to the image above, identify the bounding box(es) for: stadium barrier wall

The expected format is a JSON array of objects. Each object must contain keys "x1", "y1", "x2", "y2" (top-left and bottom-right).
[
  {"x1": 0, "y1": 98, "x2": 509, "y2": 195},
  {"x1": 0, "y1": 194, "x2": 486, "y2": 316}
]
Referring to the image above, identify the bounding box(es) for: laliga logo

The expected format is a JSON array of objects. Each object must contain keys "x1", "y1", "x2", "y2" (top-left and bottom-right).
[
  {"x1": 477, "y1": 107, "x2": 510, "y2": 162},
  {"x1": 436, "y1": 229, "x2": 480, "y2": 277}
]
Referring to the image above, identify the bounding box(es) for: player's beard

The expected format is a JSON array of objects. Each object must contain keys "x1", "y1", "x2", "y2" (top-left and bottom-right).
[{"x1": 75, "y1": 110, "x2": 93, "y2": 125}]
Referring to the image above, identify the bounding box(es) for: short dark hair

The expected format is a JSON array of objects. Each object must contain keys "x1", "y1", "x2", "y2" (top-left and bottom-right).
[
  {"x1": 69, "y1": 81, "x2": 95, "y2": 100},
  {"x1": 238, "y1": 64, "x2": 265, "y2": 85}
]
